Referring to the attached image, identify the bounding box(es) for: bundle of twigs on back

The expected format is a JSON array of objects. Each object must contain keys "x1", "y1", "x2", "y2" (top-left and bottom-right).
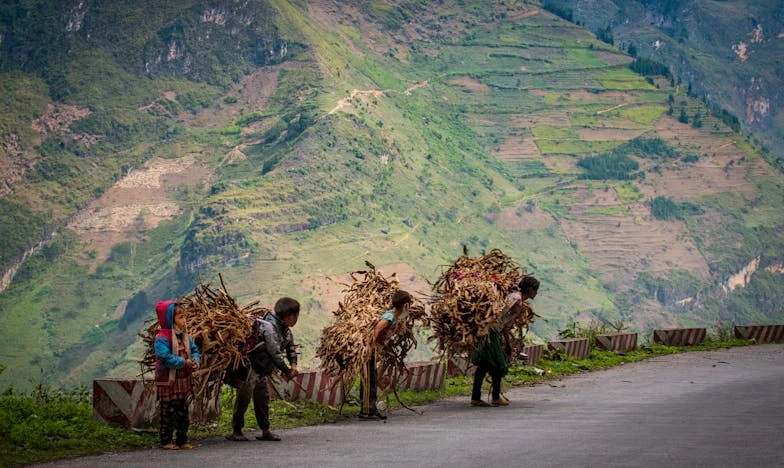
[
  {"x1": 427, "y1": 248, "x2": 530, "y2": 357},
  {"x1": 139, "y1": 275, "x2": 270, "y2": 404},
  {"x1": 315, "y1": 262, "x2": 426, "y2": 409}
]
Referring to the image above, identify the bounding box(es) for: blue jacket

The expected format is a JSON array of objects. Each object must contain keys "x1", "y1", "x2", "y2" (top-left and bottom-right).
[{"x1": 154, "y1": 335, "x2": 201, "y2": 370}]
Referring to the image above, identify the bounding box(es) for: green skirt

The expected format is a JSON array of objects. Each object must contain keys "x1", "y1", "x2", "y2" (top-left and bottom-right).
[{"x1": 471, "y1": 330, "x2": 508, "y2": 376}]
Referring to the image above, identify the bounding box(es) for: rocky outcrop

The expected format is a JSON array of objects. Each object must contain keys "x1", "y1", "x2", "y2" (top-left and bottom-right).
[
  {"x1": 723, "y1": 256, "x2": 760, "y2": 294},
  {"x1": 177, "y1": 206, "x2": 254, "y2": 276},
  {"x1": 142, "y1": 1, "x2": 287, "y2": 82}
]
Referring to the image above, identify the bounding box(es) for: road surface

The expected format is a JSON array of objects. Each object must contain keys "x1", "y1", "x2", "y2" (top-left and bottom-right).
[{"x1": 43, "y1": 344, "x2": 784, "y2": 467}]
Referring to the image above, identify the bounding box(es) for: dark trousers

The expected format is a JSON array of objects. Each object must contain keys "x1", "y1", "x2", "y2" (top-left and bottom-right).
[
  {"x1": 471, "y1": 362, "x2": 503, "y2": 401},
  {"x1": 359, "y1": 352, "x2": 378, "y2": 415},
  {"x1": 232, "y1": 371, "x2": 270, "y2": 434},
  {"x1": 159, "y1": 399, "x2": 189, "y2": 446}
]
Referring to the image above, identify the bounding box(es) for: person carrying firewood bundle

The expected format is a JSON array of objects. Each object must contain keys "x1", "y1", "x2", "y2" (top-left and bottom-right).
[
  {"x1": 226, "y1": 297, "x2": 300, "y2": 442},
  {"x1": 154, "y1": 300, "x2": 201, "y2": 450},
  {"x1": 359, "y1": 290, "x2": 413, "y2": 420},
  {"x1": 470, "y1": 276, "x2": 539, "y2": 407}
]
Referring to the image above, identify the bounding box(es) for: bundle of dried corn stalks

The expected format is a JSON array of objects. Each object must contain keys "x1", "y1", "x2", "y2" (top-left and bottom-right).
[
  {"x1": 427, "y1": 248, "x2": 534, "y2": 357},
  {"x1": 139, "y1": 275, "x2": 269, "y2": 403},
  {"x1": 315, "y1": 262, "x2": 426, "y2": 407}
]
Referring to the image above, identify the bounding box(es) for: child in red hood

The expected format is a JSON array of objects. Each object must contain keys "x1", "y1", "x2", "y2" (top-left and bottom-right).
[{"x1": 154, "y1": 300, "x2": 201, "y2": 450}]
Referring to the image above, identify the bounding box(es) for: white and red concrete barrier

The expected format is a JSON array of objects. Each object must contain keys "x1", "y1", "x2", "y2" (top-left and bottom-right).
[
  {"x1": 93, "y1": 378, "x2": 220, "y2": 429},
  {"x1": 595, "y1": 333, "x2": 638, "y2": 352},
  {"x1": 522, "y1": 344, "x2": 544, "y2": 366},
  {"x1": 653, "y1": 328, "x2": 706, "y2": 346},
  {"x1": 93, "y1": 378, "x2": 157, "y2": 429},
  {"x1": 548, "y1": 338, "x2": 591, "y2": 360},
  {"x1": 397, "y1": 360, "x2": 445, "y2": 391},
  {"x1": 268, "y1": 370, "x2": 344, "y2": 407},
  {"x1": 734, "y1": 324, "x2": 784, "y2": 343}
]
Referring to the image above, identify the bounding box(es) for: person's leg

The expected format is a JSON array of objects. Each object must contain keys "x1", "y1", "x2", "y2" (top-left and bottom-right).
[
  {"x1": 230, "y1": 379, "x2": 253, "y2": 437},
  {"x1": 253, "y1": 376, "x2": 281, "y2": 440},
  {"x1": 159, "y1": 400, "x2": 175, "y2": 447},
  {"x1": 471, "y1": 362, "x2": 489, "y2": 401},
  {"x1": 490, "y1": 367, "x2": 502, "y2": 401},
  {"x1": 360, "y1": 352, "x2": 380, "y2": 416},
  {"x1": 252, "y1": 375, "x2": 271, "y2": 432},
  {"x1": 359, "y1": 376, "x2": 367, "y2": 414},
  {"x1": 174, "y1": 399, "x2": 190, "y2": 446},
  {"x1": 368, "y1": 352, "x2": 378, "y2": 414}
]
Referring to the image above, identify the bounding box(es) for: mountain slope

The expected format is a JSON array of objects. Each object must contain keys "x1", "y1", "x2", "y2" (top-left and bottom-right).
[
  {"x1": 1, "y1": 0, "x2": 782, "y2": 390},
  {"x1": 544, "y1": 0, "x2": 784, "y2": 160}
]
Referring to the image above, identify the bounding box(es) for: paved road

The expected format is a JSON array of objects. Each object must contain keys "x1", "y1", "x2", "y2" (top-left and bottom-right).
[{"x1": 44, "y1": 344, "x2": 784, "y2": 467}]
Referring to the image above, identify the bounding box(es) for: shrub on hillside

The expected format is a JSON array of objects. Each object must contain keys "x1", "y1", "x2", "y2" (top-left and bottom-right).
[
  {"x1": 576, "y1": 137, "x2": 683, "y2": 180},
  {"x1": 618, "y1": 137, "x2": 678, "y2": 160},
  {"x1": 577, "y1": 152, "x2": 640, "y2": 180},
  {"x1": 650, "y1": 196, "x2": 703, "y2": 220},
  {"x1": 543, "y1": 2, "x2": 573, "y2": 22},
  {"x1": 629, "y1": 58, "x2": 670, "y2": 77}
]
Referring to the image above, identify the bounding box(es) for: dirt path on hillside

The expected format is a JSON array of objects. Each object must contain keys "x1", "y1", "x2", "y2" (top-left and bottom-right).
[
  {"x1": 328, "y1": 81, "x2": 428, "y2": 115},
  {"x1": 404, "y1": 81, "x2": 428, "y2": 95},
  {"x1": 328, "y1": 89, "x2": 385, "y2": 114}
]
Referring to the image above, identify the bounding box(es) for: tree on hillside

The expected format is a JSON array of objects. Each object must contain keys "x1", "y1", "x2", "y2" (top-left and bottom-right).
[
  {"x1": 577, "y1": 153, "x2": 639, "y2": 180},
  {"x1": 692, "y1": 112, "x2": 702, "y2": 128},
  {"x1": 630, "y1": 58, "x2": 670, "y2": 77},
  {"x1": 678, "y1": 109, "x2": 689, "y2": 124},
  {"x1": 597, "y1": 26, "x2": 614, "y2": 45},
  {"x1": 650, "y1": 196, "x2": 680, "y2": 220}
]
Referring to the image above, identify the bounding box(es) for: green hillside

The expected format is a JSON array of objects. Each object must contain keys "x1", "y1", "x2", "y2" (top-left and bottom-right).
[
  {"x1": 1, "y1": 0, "x2": 782, "y2": 390},
  {"x1": 544, "y1": 0, "x2": 784, "y2": 160}
]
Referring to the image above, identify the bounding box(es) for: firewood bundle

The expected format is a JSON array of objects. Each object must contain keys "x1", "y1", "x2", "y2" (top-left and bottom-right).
[
  {"x1": 139, "y1": 275, "x2": 269, "y2": 400},
  {"x1": 315, "y1": 262, "x2": 426, "y2": 396},
  {"x1": 427, "y1": 249, "x2": 531, "y2": 356}
]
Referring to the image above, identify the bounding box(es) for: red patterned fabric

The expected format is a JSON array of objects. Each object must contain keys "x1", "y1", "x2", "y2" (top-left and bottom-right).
[{"x1": 157, "y1": 332, "x2": 192, "y2": 402}]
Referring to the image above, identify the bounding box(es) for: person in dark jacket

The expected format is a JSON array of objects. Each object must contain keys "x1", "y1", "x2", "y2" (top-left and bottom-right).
[
  {"x1": 154, "y1": 300, "x2": 201, "y2": 450},
  {"x1": 227, "y1": 297, "x2": 299, "y2": 442},
  {"x1": 470, "y1": 276, "x2": 539, "y2": 407}
]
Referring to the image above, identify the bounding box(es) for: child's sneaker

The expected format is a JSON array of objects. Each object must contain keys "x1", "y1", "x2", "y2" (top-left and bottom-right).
[
  {"x1": 178, "y1": 443, "x2": 197, "y2": 450},
  {"x1": 161, "y1": 443, "x2": 179, "y2": 450}
]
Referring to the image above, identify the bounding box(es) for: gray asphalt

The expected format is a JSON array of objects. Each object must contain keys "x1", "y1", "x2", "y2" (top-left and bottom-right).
[{"x1": 42, "y1": 344, "x2": 784, "y2": 467}]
